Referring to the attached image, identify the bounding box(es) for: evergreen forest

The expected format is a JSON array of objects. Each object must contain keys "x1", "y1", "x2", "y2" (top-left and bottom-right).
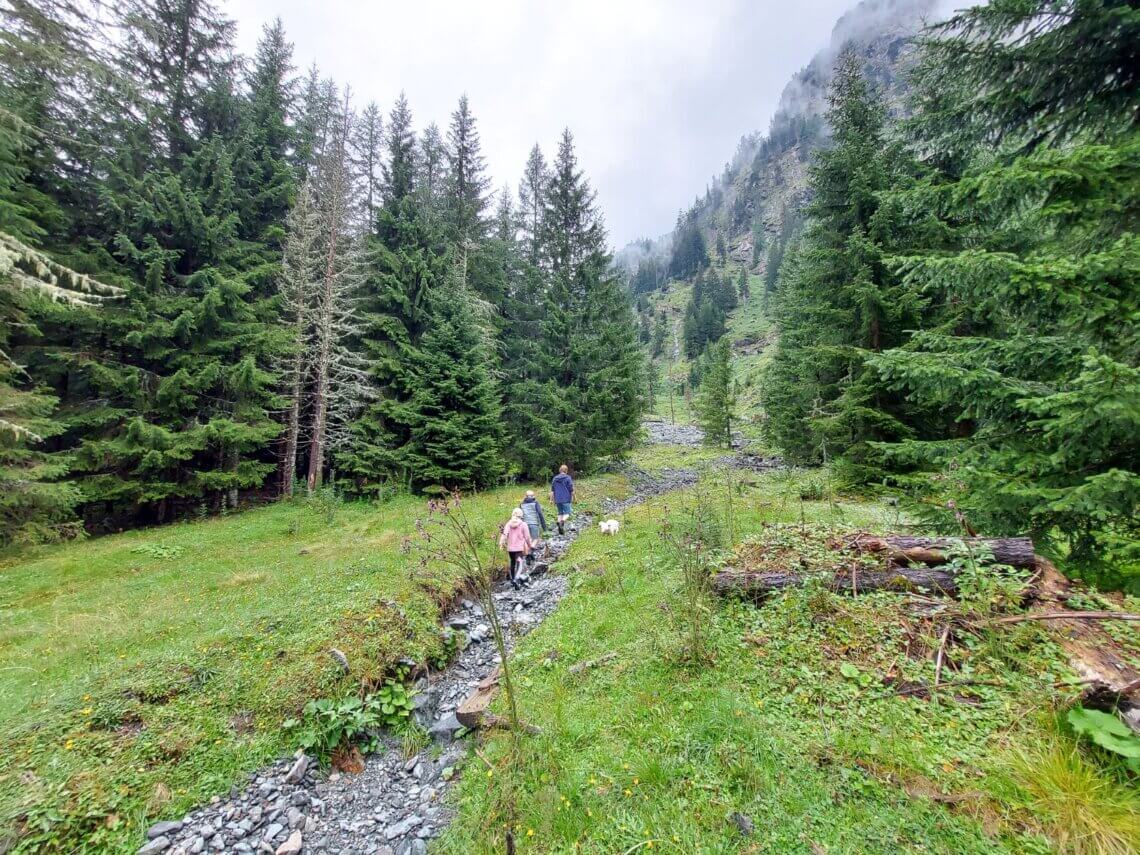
[{"x1": 0, "y1": 0, "x2": 644, "y2": 545}]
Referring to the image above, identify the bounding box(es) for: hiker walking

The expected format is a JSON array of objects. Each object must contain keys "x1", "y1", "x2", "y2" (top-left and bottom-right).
[
  {"x1": 520, "y1": 489, "x2": 549, "y2": 570},
  {"x1": 498, "y1": 507, "x2": 534, "y2": 590},
  {"x1": 550, "y1": 464, "x2": 574, "y2": 536}
]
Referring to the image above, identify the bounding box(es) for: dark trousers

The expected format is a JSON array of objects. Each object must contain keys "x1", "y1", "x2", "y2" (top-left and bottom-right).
[{"x1": 508, "y1": 550, "x2": 526, "y2": 580}]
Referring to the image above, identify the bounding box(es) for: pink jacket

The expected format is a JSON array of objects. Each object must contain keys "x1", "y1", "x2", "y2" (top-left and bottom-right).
[{"x1": 500, "y1": 519, "x2": 533, "y2": 552}]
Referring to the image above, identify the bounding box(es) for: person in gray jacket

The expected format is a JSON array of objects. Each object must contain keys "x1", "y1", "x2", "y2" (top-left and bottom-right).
[{"x1": 520, "y1": 490, "x2": 548, "y2": 572}]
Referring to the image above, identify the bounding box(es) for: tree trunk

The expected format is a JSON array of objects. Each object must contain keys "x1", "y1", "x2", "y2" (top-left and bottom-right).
[
  {"x1": 227, "y1": 448, "x2": 239, "y2": 509},
  {"x1": 713, "y1": 536, "x2": 1036, "y2": 600},
  {"x1": 849, "y1": 536, "x2": 1036, "y2": 569},
  {"x1": 713, "y1": 565, "x2": 963, "y2": 599},
  {"x1": 306, "y1": 360, "x2": 328, "y2": 494},
  {"x1": 282, "y1": 393, "x2": 300, "y2": 497}
]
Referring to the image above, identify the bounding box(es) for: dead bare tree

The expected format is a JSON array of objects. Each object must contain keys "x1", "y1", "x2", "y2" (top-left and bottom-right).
[
  {"x1": 276, "y1": 91, "x2": 375, "y2": 496},
  {"x1": 277, "y1": 180, "x2": 321, "y2": 496}
]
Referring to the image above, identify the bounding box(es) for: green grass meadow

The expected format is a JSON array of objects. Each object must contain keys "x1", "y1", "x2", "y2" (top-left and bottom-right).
[
  {"x1": 436, "y1": 468, "x2": 1140, "y2": 854},
  {"x1": 0, "y1": 477, "x2": 623, "y2": 852},
  {"x1": 3, "y1": 453, "x2": 1137, "y2": 853}
]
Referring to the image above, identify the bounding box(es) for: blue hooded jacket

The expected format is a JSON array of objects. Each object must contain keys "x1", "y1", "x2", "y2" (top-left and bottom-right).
[{"x1": 551, "y1": 472, "x2": 574, "y2": 504}]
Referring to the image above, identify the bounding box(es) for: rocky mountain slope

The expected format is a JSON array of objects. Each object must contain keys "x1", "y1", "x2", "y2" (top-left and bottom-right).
[{"x1": 618, "y1": 0, "x2": 945, "y2": 276}]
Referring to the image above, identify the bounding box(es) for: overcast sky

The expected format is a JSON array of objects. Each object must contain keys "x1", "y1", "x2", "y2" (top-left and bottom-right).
[{"x1": 227, "y1": 0, "x2": 858, "y2": 247}]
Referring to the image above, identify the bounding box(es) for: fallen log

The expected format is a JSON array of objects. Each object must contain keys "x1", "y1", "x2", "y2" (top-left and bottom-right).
[
  {"x1": 849, "y1": 536, "x2": 1036, "y2": 569},
  {"x1": 712, "y1": 566, "x2": 962, "y2": 599}
]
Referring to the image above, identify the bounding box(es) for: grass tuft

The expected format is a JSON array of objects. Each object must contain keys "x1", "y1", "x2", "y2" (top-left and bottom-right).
[{"x1": 1017, "y1": 744, "x2": 1140, "y2": 855}]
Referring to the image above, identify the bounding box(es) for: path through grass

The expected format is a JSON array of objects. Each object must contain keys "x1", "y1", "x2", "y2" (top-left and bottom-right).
[{"x1": 0, "y1": 477, "x2": 623, "y2": 852}]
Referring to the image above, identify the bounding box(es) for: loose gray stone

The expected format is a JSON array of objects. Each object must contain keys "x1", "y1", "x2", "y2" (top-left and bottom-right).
[
  {"x1": 147, "y1": 821, "x2": 183, "y2": 840},
  {"x1": 730, "y1": 812, "x2": 754, "y2": 836},
  {"x1": 283, "y1": 754, "x2": 308, "y2": 785},
  {"x1": 263, "y1": 822, "x2": 284, "y2": 843},
  {"x1": 138, "y1": 836, "x2": 171, "y2": 855},
  {"x1": 384, "y1": 814, "x2": 423, "y2": 841},
  {"x1": 428, "y1": 713, "x2": 463, "y2": 744},
  {"x1": 274, "y1": 830, "x2": 303, "y2": 855}
]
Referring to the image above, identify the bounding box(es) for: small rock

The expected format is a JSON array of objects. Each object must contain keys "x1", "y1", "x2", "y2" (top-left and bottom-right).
[
  {"x1": 428, "y1": 713, "x2": 463, "y2": 744},
  {"x1": 263, "y1": 822, "x2": 284, "y2": 843},
  {"x1": 188, "y1": 837, "x2": 205, "y2": 855},
  {"x1": 148, "y1": 821, "x2": 183, "y2": 840},
  {"x1": 274, "y1": 831, "x2": 303, "y2": 855},
  {"x1": 730, "y1": 812, "x2": 754, "y2": 836},
  {"x1": 384, "y1": 814, "x2": 423, "y2": 840},
  {"x1": 283, "y1": 754, "x2": 309, "y2": 785},
  {"x1": 138, "y1": 837, "x2": 171, "y2": 855}
]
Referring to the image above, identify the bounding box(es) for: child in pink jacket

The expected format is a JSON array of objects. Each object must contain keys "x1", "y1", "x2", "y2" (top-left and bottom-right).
[{"x1": 498, "y1": 508, "x2": 534, "y2": 590}]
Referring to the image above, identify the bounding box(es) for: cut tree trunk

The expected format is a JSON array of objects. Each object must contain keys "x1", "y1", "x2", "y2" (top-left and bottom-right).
[
  {"x1": 849, "y1": 536, "x2": 1036, "y2": 569},
  {"x1": 712, "y1": 566, "x2": 962, "y2": 599},
  {"x1": 456, "y1": 668, "x2": 500, "y2": 730}
]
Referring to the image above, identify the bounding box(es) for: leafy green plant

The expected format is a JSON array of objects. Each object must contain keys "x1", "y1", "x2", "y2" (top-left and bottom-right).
[
  {"x1": 375, "y1": 680, "x2": 416, "y2": 724},
  {"x1": 284, "y1": 681, "x2": 416, "y2": 759},
  {"x1": 308, "y1": 485, "x2": 343, "y2": 525},
  {"x1": 1068, "y1": 707, "x2": 1140, "y2": 773},
  {"x1": 130, "y1": 542, "x2": 184, "y2": 560}
]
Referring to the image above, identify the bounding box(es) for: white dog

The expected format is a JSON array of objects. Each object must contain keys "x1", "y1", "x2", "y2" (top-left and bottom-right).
[{"x1": 598, "y1": 519, "x2": 621, "y2": 535}]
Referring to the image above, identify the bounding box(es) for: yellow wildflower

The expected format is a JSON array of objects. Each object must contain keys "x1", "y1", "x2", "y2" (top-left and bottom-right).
[{"x1": 527, "y1": 828, "x2": 534, "y2": 837}]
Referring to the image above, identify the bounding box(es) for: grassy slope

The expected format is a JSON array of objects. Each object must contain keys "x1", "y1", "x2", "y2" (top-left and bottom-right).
[
  {"x1": 438, "y1": 450, "x2": 1140, "y2": 854},
  {"x1": 646, "y1": 272, "x2": 774, "y2": 443},
  {"x1": 0, "y1": 477, "x2": 623, "y2": 852}
]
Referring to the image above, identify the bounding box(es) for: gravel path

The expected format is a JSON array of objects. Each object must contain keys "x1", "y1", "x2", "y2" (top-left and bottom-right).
[{"x1": 148, "y1": 463, "x2": 703, "y2": 855}]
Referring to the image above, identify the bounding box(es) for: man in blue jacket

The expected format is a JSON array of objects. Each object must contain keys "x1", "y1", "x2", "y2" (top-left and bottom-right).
[{"x1": 550, "y1": 464, "x2": 574, "y2": 536}]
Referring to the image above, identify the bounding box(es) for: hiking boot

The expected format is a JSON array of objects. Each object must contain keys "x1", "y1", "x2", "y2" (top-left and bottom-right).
[{"x1": 557, "y1": 522, "x2": 564, "y2": 536}]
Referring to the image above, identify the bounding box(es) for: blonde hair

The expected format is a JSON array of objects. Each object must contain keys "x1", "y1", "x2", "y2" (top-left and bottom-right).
[{"x1": 511, "y1": 508, "x2": 524, "y2": 519}]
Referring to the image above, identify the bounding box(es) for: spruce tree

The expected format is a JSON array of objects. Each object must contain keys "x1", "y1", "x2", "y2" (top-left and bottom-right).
[
  {"x1": 69, "y1": 0, "x2": 283, "y2": 520},
  {"x1": 537, "y1": 129, "x2": 643, "y2": 470},
  {"x1": 352, "y1": 101, "x2": 384, "y2": 229},
  {"x1": 870, "y1": 0, "x2": 1140, "y2": 583},
  {"x1": 517, "y1": 144, "x2": 548, "y2": 267},
  {"x1": 400, "y1": 266, "x2": 504, "y2": 489},
  {"x1": 0, "y1": 233, "x2": 122, "y2": 543},
  {"x1": 443, "y1": 94, "x2": 491, "y2": 248},
  {"x1": 762, "y1": 51, "x2": 919, "y2": 468},
  {"x1": 695, "y1": 337, "x2": 735, "y2": 447},
  {"x1": 343, "y1": 94, "x2": 434, "y2": 489}
]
